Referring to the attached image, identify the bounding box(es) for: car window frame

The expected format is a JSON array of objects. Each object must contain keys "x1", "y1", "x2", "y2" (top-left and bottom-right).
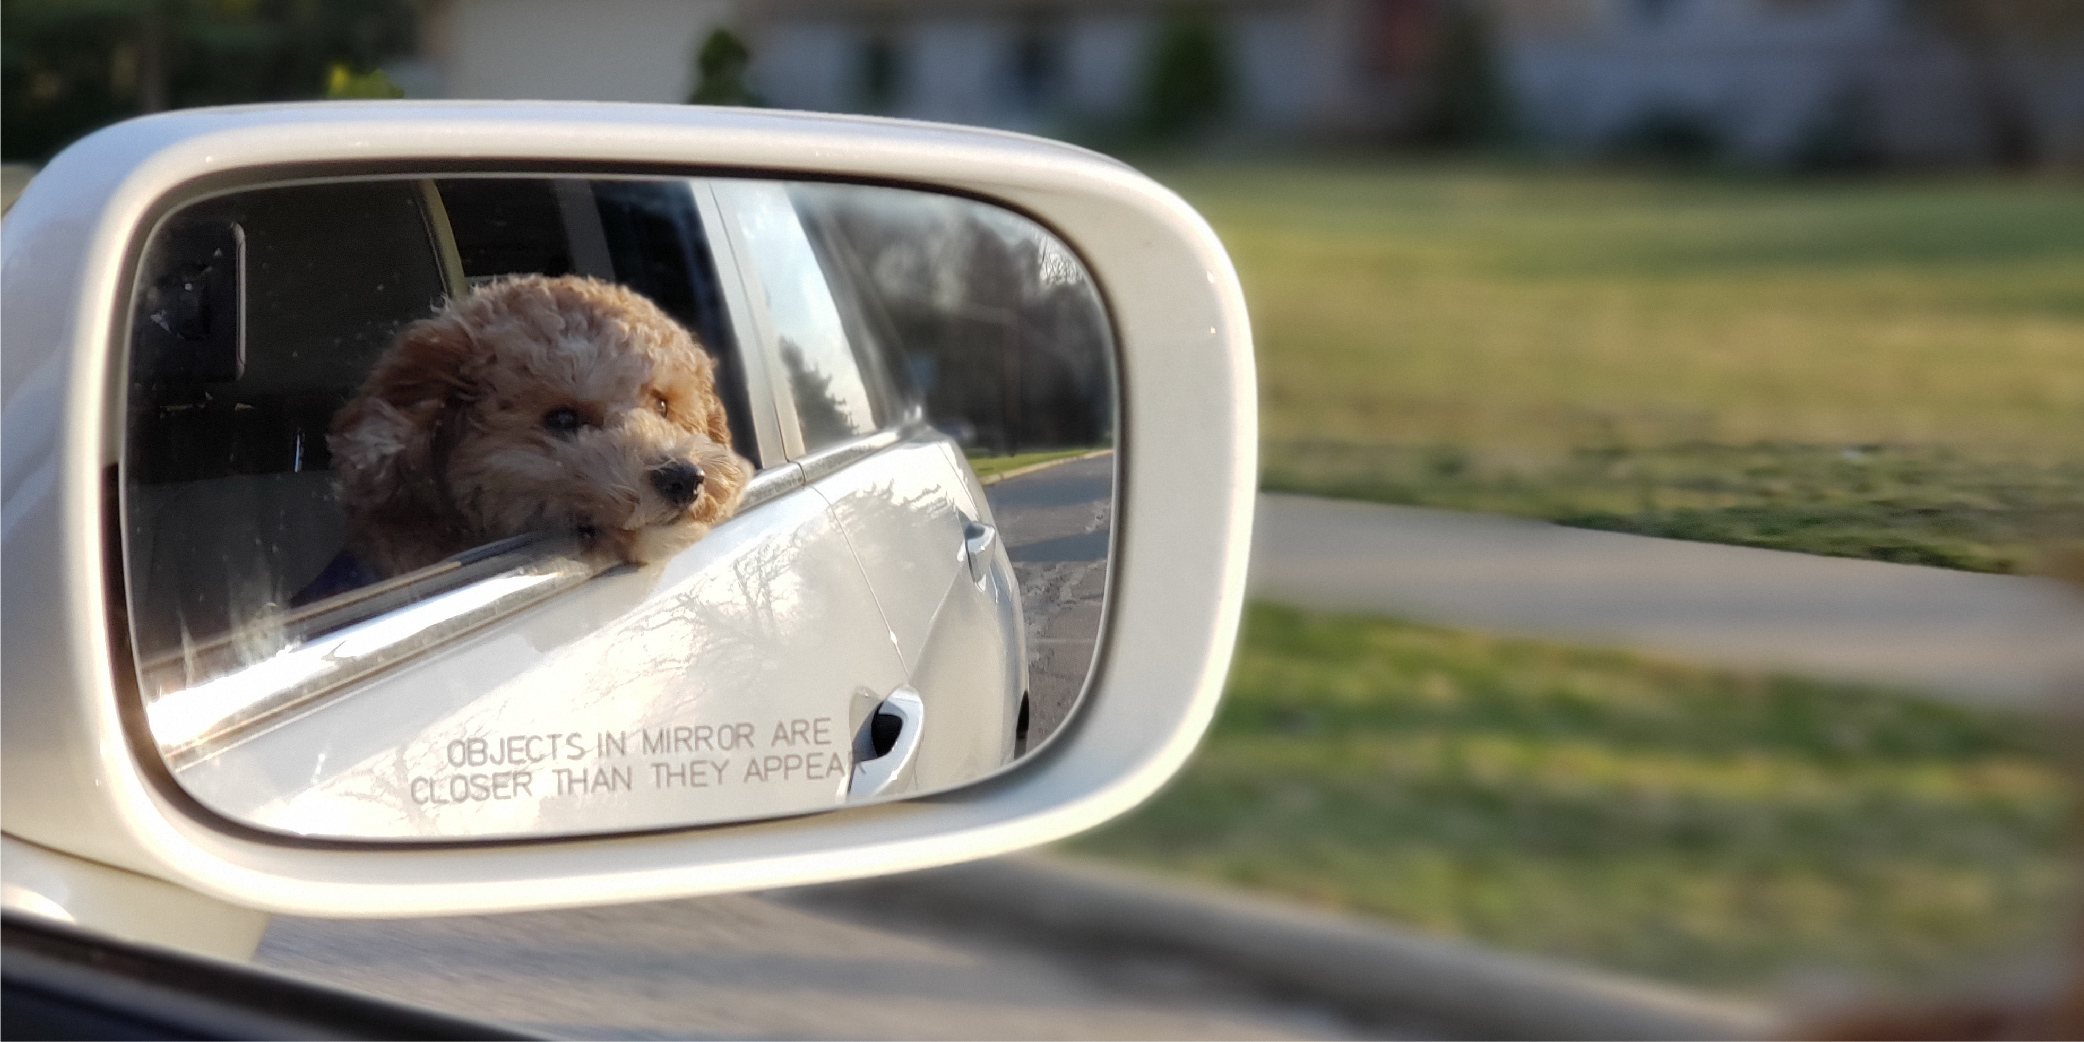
[
  {"x1": 707, "y1": 177, "x2": 915, "y2": 461},
  {"x1": 688, "y1": 179, "x2": 793, "y2": 472},
  {"x1": 783, "y1": 183, "x2": 927, "y2": 432},
  {"x1": 118, "y1": 172, "x2": 804, "y2": 766}
]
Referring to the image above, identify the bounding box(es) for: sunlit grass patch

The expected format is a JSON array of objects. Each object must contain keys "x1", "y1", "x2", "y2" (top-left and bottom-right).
[
  {"x1": 966, "y1": 448, "x2": 1101, "y2": 481},
  {"x1": 1070, "y1": 603, "x2": 2076, "y2": 993},
  {"x1": 1152, "y1": 162, "x2": 2084, "y2": 572}
]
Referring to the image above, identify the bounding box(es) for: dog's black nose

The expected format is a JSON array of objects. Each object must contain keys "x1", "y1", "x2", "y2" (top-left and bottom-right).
[{"x1": 650, "y1": 460, "x2": 704, "y2": 508}]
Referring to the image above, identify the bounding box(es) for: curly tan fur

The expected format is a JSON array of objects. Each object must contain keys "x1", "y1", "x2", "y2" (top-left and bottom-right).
[{"x1": 330, "y1": 275, "x2": 752, "y2": 577}]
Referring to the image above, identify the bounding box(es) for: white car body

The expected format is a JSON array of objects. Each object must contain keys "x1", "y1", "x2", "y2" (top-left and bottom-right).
[{"x1": 149, "y1": 175, "x2": 1027, "y2": 840}]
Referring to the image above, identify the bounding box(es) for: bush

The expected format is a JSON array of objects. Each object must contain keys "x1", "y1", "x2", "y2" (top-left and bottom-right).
[
  {"x1": 688, "y1": 28, "x2": 762, "y2": 107},
  {"x1": 1139, "y1": 8, "x2": 1230, "y2": 141},
  {"x1": 1790, "y1": 85, "x2": 1887, "y2": 174},
  {"x1": 2, "y1": 0, "x2": 416, "y2": 162},
  {"x1": 1608, "y1": 105, "x2": 1725, "y2": 166},
  {"x1": 1412, "y1": 0, "x2": 1510, "y2": 148}
]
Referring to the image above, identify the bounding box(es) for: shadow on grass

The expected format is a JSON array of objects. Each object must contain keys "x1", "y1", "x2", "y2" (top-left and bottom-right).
[{"x1": 1073, "y1": 603, "x2": 2076, "y2": 994}]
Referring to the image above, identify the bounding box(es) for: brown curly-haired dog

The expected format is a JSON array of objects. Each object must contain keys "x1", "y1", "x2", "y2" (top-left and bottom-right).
[{"x1": 329, "y1": 275, "x2": 752, "y2": 577}]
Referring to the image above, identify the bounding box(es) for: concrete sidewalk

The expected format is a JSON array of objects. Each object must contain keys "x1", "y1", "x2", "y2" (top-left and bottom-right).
[{"x1": 1250, "y1": 493, "x2": 2084, "y2": 710}]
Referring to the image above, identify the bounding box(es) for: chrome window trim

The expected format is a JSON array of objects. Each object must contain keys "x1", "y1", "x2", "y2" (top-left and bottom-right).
[
  {"x1": 793, "y1": 421, "x2": 952, "y2": 487},
  {"x1": 149, "y1": 537, "x2": 601, "y2": 768},
  {"x1": 795, "y1": 428, "x2": 902, "y2": 485},
  {"x1": 144, "y1": 464, "x2": 806, "y2": 768},
  {"x1": 738, "y1": 461, "x2": 806, "y2": 511}
]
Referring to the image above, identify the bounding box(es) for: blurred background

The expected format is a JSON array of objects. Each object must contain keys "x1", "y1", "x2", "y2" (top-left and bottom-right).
[
  {"x1": 8, "y1": 0, "x2": 2084, "y2": 1034},
  {"x1": 8, "y1": 0, "x2": 2084, "y2": 166}
]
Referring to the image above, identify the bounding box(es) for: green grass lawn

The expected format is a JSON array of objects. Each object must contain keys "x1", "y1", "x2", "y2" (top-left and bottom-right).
[
  {"x1": 1071, "y1": 603, "x2": 2075, "y2": 995},
  {"x1": 1155, "y1": 163, "x2": 2084, "y2": 572},
  {"x1": 965, "y1": 447, "x2": 1100, "y2": 481}
]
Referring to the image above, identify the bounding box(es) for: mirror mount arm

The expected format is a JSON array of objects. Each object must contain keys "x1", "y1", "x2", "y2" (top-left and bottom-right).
[{"x1": 1, "y1": 836, "x2": 271, "y2": 962}]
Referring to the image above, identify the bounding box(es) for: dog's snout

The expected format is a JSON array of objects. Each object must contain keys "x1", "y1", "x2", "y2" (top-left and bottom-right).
[{"x1": 650, "y1": 460, "x2": 704, "y2": 508}]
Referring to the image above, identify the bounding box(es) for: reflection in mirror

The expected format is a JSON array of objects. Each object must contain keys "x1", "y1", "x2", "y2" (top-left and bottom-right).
[{"x1": 119, "y1": 174, "x2": 1115, "y2": 840}]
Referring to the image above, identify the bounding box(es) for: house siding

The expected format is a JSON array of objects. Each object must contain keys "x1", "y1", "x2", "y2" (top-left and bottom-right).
[{"x1": 409, "y1": 0, "x2": 2080, "y2": 166}]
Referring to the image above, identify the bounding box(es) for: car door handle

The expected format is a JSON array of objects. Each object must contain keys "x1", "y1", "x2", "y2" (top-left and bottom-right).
[
  {"x1": 963, "y1": 521, "x2": 997, "y2": 582},
  {"x1": 849, "y1": 687, "x2": 924, "y2": 800}
]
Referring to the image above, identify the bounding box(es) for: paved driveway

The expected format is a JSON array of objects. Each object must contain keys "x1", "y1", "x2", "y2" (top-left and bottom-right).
[
  {"x1": 984, "y1": 453, "x2": 1113, "y2": 746},
  {"x1": 1251, "y1": 493, "x2": 2084, "y2": 709}
]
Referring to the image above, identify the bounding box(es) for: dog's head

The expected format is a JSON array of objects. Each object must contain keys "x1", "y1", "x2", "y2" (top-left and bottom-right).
[{"x1": 331, "y1": 275, "x2": 753, "y2": 574}]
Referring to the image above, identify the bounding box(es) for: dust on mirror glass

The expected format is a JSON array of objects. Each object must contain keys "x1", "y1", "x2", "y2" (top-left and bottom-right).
[{"x1": 121, "y1": 174, "x2": 1115, "y2": 841}]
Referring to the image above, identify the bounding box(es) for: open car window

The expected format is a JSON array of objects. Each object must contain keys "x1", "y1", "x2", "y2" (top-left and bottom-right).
[
  {"x1": 710, "y1": 179, "x2": 892, "y2": 452},
  {"x1": 122, "y1": 176, "x2": 752, "y2": 670}
]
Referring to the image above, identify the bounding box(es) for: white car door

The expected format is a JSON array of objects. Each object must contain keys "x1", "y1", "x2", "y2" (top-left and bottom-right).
[
  {"x1": 811, "y1": 438, "x2": 1023, "y2": 783},
  {"x1": 171, "y1": 479, "x2": 908, "y2": 837},
  {"x1": 708, "y1": 179, "x2": 1023, "y2": 791},
  {"x1": 134, "y1": 177, "x2": 915, "y2": 839}
]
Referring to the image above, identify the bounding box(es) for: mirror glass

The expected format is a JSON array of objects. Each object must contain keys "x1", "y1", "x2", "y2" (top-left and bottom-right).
[{"x1": 119, "y1": 173, "x2": 1115, "y2": 840}]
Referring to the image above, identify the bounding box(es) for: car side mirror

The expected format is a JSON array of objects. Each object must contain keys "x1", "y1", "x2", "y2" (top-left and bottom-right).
[
  {"x1": 119, "y1": 172, "x2": 1116, "y2": 841},
  {"x1": 1, "y1": 103, "x2": 1254, "y2": 951}
]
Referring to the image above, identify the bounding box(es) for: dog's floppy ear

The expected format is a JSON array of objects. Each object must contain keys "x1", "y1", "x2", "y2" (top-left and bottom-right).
[
  {"x1": 329, "y1": 311, "x2": 481, "y2": 568},
  {"x1": 361, "y1": 310, "x2": 481, "y2": 413}
]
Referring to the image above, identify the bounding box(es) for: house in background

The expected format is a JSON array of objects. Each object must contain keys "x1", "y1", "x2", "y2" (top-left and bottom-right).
[
  {"x1": 740, "y1": 0, "x2": 1436, "y2": 139},
  {"x1": 1494, "y1": 0, "x2": 2084, "y2": 168},
  {"x1": 407, "y1": 0, "x2": 1436, "y2": 140},
  {"x1": 404, "y1": 0, "x2": 2082, "y2": 167},
  {"x1": 409, "y1": 0, "x2": 733, "y2": 104}
]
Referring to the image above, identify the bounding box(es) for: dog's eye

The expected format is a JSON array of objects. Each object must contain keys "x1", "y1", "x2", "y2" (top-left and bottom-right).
[
  {"x1": 542, "y1": 408, "x2": 583, "y2": 435},
  {"x1": 653, "y1": 395, "x2": 670, "y2": 417}
]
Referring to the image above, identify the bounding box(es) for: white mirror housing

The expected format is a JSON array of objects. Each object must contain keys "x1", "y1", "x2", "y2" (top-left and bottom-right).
[{"x1": 1, "y1": 102, "x2": 1255, "y2": 919}]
